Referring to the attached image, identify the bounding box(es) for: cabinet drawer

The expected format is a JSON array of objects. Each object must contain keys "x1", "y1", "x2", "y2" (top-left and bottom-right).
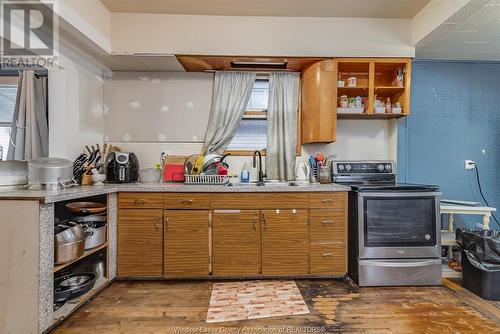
[
  {"x1": 310, "y1": 210, "x2": 346, "y2": 243},
  {"x1": 119, "y1": 209, "x2": 163, "y2": 221},
  {"x1": 309, "y1": 192, "x2": 347, "y2": 210},
  {"x1": 310, "y1": 244, "x2": 346, "y2": 275},
  {"x1": 164, "y1": 193, "x2": 210, "y2": 209},
  {"x1": 119, "y1": 193, "x2": 164, "y2": 209},
  {"x1": 211, "y1": 193, "x2": 309, "y2": 209}
]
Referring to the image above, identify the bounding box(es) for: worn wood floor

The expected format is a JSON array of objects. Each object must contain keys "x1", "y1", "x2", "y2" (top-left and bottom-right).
[{"x1": 51, "y1": 279, "x2": 500, "y2": 334}]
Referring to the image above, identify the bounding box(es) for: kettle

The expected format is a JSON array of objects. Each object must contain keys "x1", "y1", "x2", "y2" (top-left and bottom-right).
[{"x1": 295, "y1": 163, "x2": 310, "y2": 181}]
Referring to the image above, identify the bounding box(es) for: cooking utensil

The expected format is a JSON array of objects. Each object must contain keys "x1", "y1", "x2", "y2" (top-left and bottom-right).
[
  {"x1": 54, "y1": 272, "x2": 97, "y2": 302},
  {"x1": 71, "y1": 214, "x2": 106, "y2": 223},
  {"x1": 29, "y1": 157, "x2": 76, "y2": 189},
  {"x1": 55, "y1": 222, "x2": 85, "y2": 245},
  {"x1": 65, "y1": 202, "x2": 107, "y2": 215},
  {"x1": 54, "y1": 238, "x2": 85, "y2": 264},
  {"x1": 81, "y1": 221, "x2": 106, "y2": 250},
  {"x1": 90, "y1": 254, "x2": 106, "y2": 279}
]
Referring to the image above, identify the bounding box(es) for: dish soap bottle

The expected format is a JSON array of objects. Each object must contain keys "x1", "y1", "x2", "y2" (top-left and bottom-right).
[{"x1": 240, "y1": 163, "x2": 250, "y2": 183}]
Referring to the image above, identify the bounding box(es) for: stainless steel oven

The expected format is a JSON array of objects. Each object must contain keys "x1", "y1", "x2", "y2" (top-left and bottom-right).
[
  {"x1": 358, "y1": 191, "x2": 441, "y2": 259},
  {"x1": 333, "y1": 160, "x2": 443, "y2": 286}
]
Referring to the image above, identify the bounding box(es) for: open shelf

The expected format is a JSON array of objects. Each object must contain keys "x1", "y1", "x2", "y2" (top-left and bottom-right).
[
  {"x1": 334, "y1": 58, "x2": 411, "y2": 120},
  {"x1": 53, "y1": 243, "x2": 108, "y2": 273},
  {"x1": 375, "y1": 86, "x2": 405, "y2": 95},
  {"x1": 52, "y1": 277, "x2": 109, "y2": 324},
  {"x1": 338, "y1": 86, "x2": 368, "y2": 96},
  {"x1": 337, "y1": 112, "x2": 405, "y2": 120}
]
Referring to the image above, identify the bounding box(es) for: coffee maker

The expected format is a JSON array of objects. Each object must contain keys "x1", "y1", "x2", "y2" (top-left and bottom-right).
[{"x1": 105, "y1": 152, "x2": 139, "y2": 183}]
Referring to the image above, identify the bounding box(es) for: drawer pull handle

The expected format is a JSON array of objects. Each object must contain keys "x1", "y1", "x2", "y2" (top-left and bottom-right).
[
  {"x1": 181, "y1": 199, "x2": 193, "y2": 205},
  {"x1": 321, "y1": 199, "x2": 334, "y2": 204},
  {"x1": 164, "y1": 217, "x2": 170, "y2": 228},
  {"x1": 134, "y1": 199, "x2": 146, "y2": 204},
  {"x1": 322, "y1": 220, "x2": 335, "y2": 224},
  {"x1": 261, "y1": 213, "x2": 267, "y2": 227},
  {"x1": 322, "y1": 252, "x2": 334, "y2": 257}
]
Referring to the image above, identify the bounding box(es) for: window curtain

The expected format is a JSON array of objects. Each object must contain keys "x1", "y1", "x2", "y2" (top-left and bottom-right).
[
  {"x1": 7, "y1": 70, "x2": 48, "y2": 160},
  {"x1": 204, "y1": 71, "x2": 256, "y2": 154},
  {"x1": 266, "y1": 72, "x2": 300, "y2": 181}
]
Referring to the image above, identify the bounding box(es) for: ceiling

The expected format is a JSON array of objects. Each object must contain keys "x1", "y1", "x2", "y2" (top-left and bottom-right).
[
  {"x1": 100, "y1": 0, "x2": 430, "y2": 19},
  {"x1": 416, "y1": 0, "x2": 500, "y2": 60}
]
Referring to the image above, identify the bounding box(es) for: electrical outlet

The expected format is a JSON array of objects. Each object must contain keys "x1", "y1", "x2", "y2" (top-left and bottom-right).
[{"x1": 465, "y1": 160, "x2": 476, "y2": 170}]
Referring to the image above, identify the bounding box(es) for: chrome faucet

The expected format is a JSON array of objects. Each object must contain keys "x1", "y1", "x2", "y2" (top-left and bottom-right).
[{"x1": 252, "y1": 150, "x2": 266, "y2": 185}]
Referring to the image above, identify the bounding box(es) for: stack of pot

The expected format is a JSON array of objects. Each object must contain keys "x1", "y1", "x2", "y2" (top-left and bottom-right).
[
  {"x1": 54, "y1": 222, "x2": 86, "y2": 265},
  {"x1": 65, "y1": 202, "x2": 107, "y2": 251}
]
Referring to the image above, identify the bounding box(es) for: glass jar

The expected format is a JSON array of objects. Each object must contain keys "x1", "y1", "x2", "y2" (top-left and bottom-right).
[{"x1": 319, "y1": 165, "x2": 331, "y2": 184}]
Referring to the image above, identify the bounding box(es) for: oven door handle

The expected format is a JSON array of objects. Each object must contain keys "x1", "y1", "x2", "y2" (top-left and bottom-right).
[
  {"x1": 361, "y1": 259, "x2": 440, "y2": 268},
  {"x1": 358, "y1": 191, "x2": 442, "y2": 198}
]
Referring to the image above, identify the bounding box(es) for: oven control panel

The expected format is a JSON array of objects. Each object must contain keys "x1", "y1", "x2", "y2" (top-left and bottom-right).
[{"x1": 332, "y1": 161, "x2": 396, "y2": 174}]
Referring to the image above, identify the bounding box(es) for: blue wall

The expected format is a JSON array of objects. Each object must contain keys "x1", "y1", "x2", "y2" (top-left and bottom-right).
[{"x1": 398, "y1": 60, "x2": 500, "y2": 230}]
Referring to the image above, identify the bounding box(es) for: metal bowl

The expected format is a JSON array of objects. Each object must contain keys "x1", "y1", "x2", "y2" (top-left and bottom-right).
[{"x1": 54, "y1": 222, "x2": 85, "y2": 245}]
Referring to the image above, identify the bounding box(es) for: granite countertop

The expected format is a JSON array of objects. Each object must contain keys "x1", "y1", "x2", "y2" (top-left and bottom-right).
[{"x1": 0, "y1": 182, "x2": 351, "y2": 204}]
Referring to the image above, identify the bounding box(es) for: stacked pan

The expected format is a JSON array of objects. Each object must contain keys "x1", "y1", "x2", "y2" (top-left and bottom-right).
[
  {"x1": 66, "y1": 201, "x2": 107, "y2": 251},
  {"x1": 54, "y1": 202, "x2": 107, "y2": 265}
]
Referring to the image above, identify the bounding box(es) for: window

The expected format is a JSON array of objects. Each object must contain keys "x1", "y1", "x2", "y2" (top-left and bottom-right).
[
  {"x1": 226, "y1": 79, "x2": 269, "y2": 153},
  {"x1": 0, "y1": 83, "x2": 18, "y2": 160}
]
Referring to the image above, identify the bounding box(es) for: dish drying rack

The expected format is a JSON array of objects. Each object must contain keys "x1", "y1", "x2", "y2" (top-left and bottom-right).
[{"x1": 184, "y1": 174, "x2": 229, "y2": 185}]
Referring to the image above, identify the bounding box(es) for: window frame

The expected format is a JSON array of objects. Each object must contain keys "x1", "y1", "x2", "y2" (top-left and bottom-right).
[
  {"x1": 224, "y1": 75, "x2": 302, "y2": 157},
  {"x1": 0, "y1": 76, "x2": 20, "y2": 160}
]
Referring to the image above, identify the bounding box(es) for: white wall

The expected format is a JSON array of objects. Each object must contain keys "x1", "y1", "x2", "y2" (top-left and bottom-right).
[
  {"x1": 104, "y1": 71, "x2": 397, "y2": 181},
  {"x1": 48, "y1": 44, "x2": 106, "y2": 159},
  {"x1": 111, "y1": 13, "x2": 414, "y2": 57},
  {"x1": 107, "y1": 118, "x2": 397, "y2": 182},
  {"x1": 52, "y1": 0, "x2": 112, "y2": 53}
]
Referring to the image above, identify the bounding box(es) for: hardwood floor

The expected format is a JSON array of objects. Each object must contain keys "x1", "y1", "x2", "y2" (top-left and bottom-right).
[{"x1": 50, "y1": 279, "x2": 500, "y2": 334}]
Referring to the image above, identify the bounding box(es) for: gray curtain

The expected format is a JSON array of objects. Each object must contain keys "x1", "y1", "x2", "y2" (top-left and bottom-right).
[
  {"x1": 204, "y1": 71, "x2": 256, "y2": 154},
  {"x1": 7, "y1": 70, "x2": 48, "y2": 160},
  {"x1": 266, "y1": 72, "x2": 300, "y2": 181}
]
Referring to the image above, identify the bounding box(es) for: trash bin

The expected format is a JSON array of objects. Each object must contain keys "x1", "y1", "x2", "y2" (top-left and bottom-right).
[{"x1": 457, "y1": 229, "x2": 500, "y2": 301}]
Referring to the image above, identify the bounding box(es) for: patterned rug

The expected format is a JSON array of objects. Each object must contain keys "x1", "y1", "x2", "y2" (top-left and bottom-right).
[{"x1": 206, "y1": 280, "x2": 310, "y2": 323}]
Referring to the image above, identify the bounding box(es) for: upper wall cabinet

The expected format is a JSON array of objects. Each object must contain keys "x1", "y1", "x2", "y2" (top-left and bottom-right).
[
  {"x1": 301, "y1": 59, "x2": 337, "y2": 144},
  {"x1": 335, "y1": 58, "x2": 412, "y2": 120},
  {"x1": 300, "y1": 57, "x2": 412, "y2": 143}
]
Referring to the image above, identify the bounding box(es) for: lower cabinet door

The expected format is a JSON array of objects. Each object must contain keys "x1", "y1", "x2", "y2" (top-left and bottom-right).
[
  {"x1": 164, "y1": 210, "x2": 209, "y2": 278},
  {"x1": 118, "y1": 209, "x2": 163, "y2": 277},
  {"x1": 261, "y1": 209, "x2": 309, "y2": 275},
  {"x1": 212, "y1": 210, "x2": 261, "y2": 276}
]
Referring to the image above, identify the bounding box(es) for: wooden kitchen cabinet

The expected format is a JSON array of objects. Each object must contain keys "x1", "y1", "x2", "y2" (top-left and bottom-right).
[
  {"x1": 212, "y1": 210, "x2": 261, "y2": 276},
  {"x1": 301, "y1": 59, "x2": 337, "y2": 143},
  {"x1": 261, "y1": 209, "x2": 309, "y2": 275},
  {"x1": 164, "y1": 210, "x2": 210, "y2": 278},
  {"x1": 117, "y1": 209, "x2": 163, "y2": 277}
]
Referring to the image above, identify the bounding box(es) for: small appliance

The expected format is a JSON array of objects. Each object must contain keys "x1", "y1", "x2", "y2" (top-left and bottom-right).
[
  {"x1": 105, "y1": 152, "x2": 139, "y2": 183},
  {"x1": 333, "y1": 160, "x2": 442, "y2": 287}
]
